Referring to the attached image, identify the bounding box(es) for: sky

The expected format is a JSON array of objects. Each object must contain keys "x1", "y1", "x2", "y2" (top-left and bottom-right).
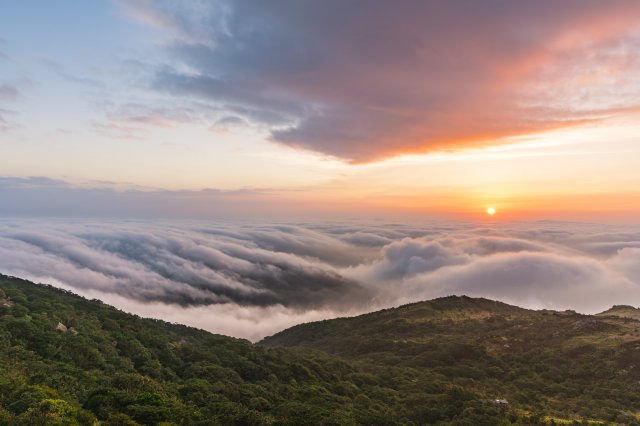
[
  {"x1": 1, "y1": 0, "x2": 640, "y2": 222},
  {"x1": 2, "y1": 2, "x2": 640, "y2": 339}
]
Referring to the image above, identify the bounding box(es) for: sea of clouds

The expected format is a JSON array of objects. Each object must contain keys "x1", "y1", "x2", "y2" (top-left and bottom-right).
[{"x1": 1, "y1": 219, "x2": 639, "y2": 340}]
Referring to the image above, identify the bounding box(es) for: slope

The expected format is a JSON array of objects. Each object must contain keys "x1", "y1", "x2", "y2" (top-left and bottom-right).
[
  {"x1": 597, "y1": 305, "x2": 640, "y2": 321},
  {"x1": 4, "y1": 272, "x2": 640, "y2": 425},
  {"x1": 262, "y1": 296, "x2": 640, "y2": 424},
  {"x1": 0, "y1": 274, "x2": 411, "y2": 425}
]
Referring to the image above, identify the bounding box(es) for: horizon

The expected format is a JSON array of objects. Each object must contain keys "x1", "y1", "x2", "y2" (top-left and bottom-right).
[
  {"x1": 1, "y1": 217, "x2": 638, "y2": 340},
  {"x1": 1, "y1": 1, "x2": 640, "y2": 222},
  {"x1": 2, "y1": 1, "x2": 640, "y2": 340},
  {"x1": 3, "y1": 270, "x2": 635, "y2": 342}
]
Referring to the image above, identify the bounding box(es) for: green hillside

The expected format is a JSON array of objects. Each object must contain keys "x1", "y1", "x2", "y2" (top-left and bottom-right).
[
  {"x1": 597, "y1": 305, "x2": 640, "y2": 321},
  {"x1": 261, "y1": 296, "x2": 640, "y2": 425},
  {"x1": 0, "y1": 274, "x2": 405, "y2": 425},
  {"x1": 2, "y1": 273, "x2": 640, "y2": 425}
]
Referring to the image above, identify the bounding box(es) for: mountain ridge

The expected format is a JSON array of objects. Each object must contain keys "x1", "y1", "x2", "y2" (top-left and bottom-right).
[
  {"x1": 2, "y1": 273, "x2": 640, "y2": 425},
  {"x1": 597, "y1": 304, "x2": 640, "y2": 320}
]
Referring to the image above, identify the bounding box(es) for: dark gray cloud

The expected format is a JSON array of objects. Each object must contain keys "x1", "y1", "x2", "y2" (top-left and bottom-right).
[
  {"x1": 153, "y1": 70, "x2": 304, "y2": 127},
  {"x1": 1, "y1": 218, "x2": 640, "y2": 339},
  {"x1": 211, "y1": 115, "x2": 247, "y2": 132},
  {"x1": 121, "y1": 0, "x2": 640, "y2": 161}
]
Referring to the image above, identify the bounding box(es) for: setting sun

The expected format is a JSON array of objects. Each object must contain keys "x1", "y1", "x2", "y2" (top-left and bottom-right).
[{"x1": 3, "y1": 2, "x2": 640, "y2": 423}]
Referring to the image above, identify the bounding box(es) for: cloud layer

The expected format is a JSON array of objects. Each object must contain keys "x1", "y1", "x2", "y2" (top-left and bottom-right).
[
  {"x1": 122, "y1": 0, "x2": 640, "y2": 161},
  {"x1": 1, "y1": 219, "x2": 640, "y2": 340}
]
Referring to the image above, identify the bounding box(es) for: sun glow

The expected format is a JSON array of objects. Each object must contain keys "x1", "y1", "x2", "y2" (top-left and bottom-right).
[{"x1": 487, "y1": 207, "x2": 497, "y2": 216}]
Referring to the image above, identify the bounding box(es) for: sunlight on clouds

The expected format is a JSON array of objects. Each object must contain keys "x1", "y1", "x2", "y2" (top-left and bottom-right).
[
  {"x1": 1, "y1": 1, "x2": 640, "y2": 222},
  {"x1": 1, "y1": 219, "x2": 640, "y2": 340}
]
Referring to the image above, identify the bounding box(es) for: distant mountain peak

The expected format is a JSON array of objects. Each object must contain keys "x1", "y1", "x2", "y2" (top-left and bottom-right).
[
  {"x1": 609, "y1": 304, "x2": 639, "y2": 310},
  {"x1": 597, "y1": 304, "x2": 640, "y2": 320},
  {"x1": 398, "y1": 294, "x2": 527, "y2": 315}
]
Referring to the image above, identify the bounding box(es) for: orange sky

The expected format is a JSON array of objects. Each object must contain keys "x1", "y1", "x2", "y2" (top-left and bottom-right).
[{"x1": 2, "y1": 1, "x2": 640, "y2": 222}]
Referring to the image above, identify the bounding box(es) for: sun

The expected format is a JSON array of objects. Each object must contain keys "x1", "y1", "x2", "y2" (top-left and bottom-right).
[{"x1": 487, "y1": 207, "x2": 497, "y2": 216}]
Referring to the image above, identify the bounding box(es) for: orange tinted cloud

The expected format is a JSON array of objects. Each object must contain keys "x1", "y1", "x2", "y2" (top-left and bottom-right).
[{"x1": 128, "y1": 0, "x2": 640, "y2": 161}]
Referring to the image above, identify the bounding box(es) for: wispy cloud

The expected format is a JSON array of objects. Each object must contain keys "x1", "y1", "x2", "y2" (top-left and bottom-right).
[
  {"x1": 0, "y1": 107, "x2": 19, "y2": 132},
  {"x1": 0, "y1": 84, "x2": 19, "y2": 101},
  {"x1": 0, "y1": 38, "x2": 8, "y2": 61},
  {"x1": 39, "y1": 58, "x2": 105, "y2": 89},
  {"x1": 0, "y1": 176, "x2": 280, "y2": 218}
]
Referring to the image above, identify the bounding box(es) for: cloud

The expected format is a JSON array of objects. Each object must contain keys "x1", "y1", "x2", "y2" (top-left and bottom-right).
[
  {"x1": 0, "y1": 84, "x2": 19, "y2": 131},
  {"x1": 0, "y1": 78, "x2": 20, "y2": 132},
  {"x1": 350, "y1": 238, "x2": 469, "y2": 282},
  {"x1": 0, "y1": 222, "x2": 373, "y2": 310},
  {"x1": 0, "y1": 176, "x2": 289, "y2": 218},
  {"x1": 120, "y1": 0, "x2": 640, "y2": 161},
  {"x1": 451, "y1": 237, "x2": 550, "y2": 256},
  {"x1": 338, "y1": 231, "x2": 393, "y2": 247},
  {"x1": 0, "y1": 109, "x2": 17, "y2": 132},
  {"x1": 607, "y1": 248, "x2": 640, "y2": 283},
  {"x1": 1, "y1": 218, "x2": 640, "y2": 340},
  {"x1": 0, "y1": 176, "x2": 71, "y2": 188},
  {"x1": 39, "y1": 58, "x2": 105, "y2": 88},
  {"x1": 0, "y1": 84, "x2": 18, "y2": 101},
  {"x1": 401, "y1": 252, "x2": 634, "y2": 313}
]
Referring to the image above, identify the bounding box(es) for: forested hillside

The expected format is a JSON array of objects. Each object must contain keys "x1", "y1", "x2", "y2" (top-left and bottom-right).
[
  {"x1": 2, "y1": 274, "x2": 640, "y2": 425},
  {"x1": 0, "y1": 274, "x2": 405, "y2": 425},
  {"x1": 262, "y1": 296, "x2": 640, "y2": 425}
]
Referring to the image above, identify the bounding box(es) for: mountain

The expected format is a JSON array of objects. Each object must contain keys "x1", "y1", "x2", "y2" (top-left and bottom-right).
[
  {"x1": 0, "y1": 274, "x2": 411, "y2": 425},
  {"x1": 597, "y1": 305, "x2": 640, "y2": 321},
  {"x1": 1, "y1": 274, "x2": 640, "y2": 425},
  {"x1": 261, "y1": 296, "x2": 640, "y2": 425}
]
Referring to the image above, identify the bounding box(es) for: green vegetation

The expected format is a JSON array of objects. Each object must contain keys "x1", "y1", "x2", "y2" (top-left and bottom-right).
[
  {"x1": 0, "y1": 275, "x2": 405, "y2": 425},
  {"x1": 1, "y1": 274, "x2": 640, "y2": 424},
  {"x1": 597, "y1": 305, "x2": 640, "y2": 321},
  {"x1": 262, "y1": 297, "x2": 640, "y2": 425}
]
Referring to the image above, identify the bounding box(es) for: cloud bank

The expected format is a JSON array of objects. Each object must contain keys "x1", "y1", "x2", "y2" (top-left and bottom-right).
[
  {"x1": 120, "y1": 0, "x2": 640, "y2": 161},
  {"x1": 1, "y1": 219, "x2": 640, "y2": 340},
  {"x1": 0, "y1": 177, "x2": 287, "y2": 218}
]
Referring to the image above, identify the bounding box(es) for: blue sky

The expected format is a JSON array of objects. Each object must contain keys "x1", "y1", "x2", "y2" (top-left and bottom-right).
[
  {"x1": 2, "y1": 1, "x2": 640, "y2": 222},
  {"x1": 2, "y1": 1, "x2": 640, "y2": 338}
]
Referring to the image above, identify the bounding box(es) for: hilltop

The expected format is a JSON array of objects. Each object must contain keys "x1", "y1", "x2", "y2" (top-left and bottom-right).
[
  {"x1": 2, "y1": 274, "x2": 640, "y2": 425},
  {"x1": 261, "y1": 295, "x2": 621, "y2": 356},
  {"x1": 261, "y1": 295, "x2": 640, "y2": 424},
  {"x1": 597, "y1": 305, "x2": 640, "y2": 320}
]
